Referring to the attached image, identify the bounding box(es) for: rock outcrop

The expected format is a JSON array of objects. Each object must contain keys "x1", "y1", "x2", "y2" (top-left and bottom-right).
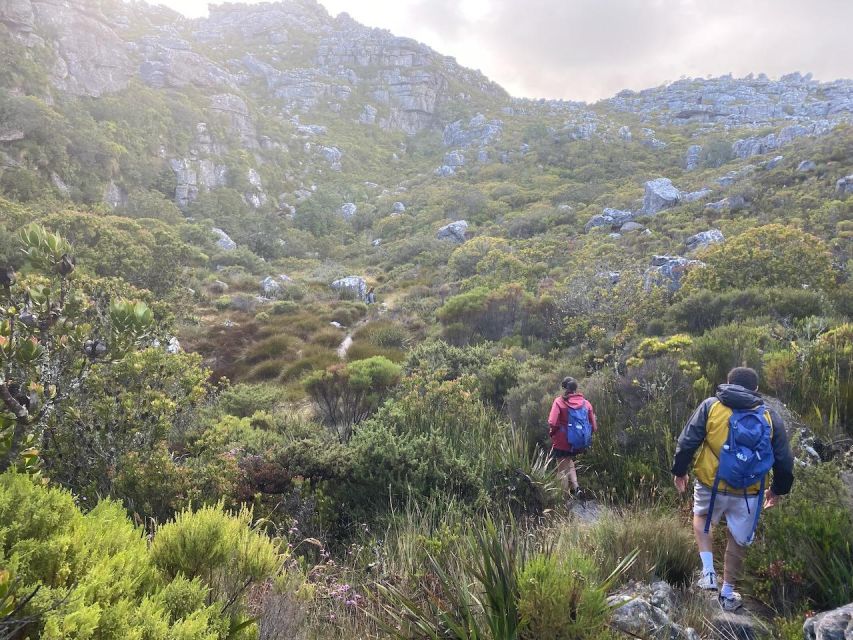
[{"x1": 608, "y1": 582, "x2": 698, "y2": 640}]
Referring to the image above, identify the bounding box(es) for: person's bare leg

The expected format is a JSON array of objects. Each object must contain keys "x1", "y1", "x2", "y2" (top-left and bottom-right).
[
  {"x1": 693, "y1": 514, "x2": 713, "y2": 553},
  {"x1": 556, "y1": 457, "x2": 579, "y2": 493},
  {"x1": 723, "y1": 529, "x2": 746, "y2": 587}
]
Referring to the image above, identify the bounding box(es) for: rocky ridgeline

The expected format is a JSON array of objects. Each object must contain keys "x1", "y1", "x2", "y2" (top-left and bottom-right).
[{"x1": 607, "y1": 73, "x2": 853, "y2": 128}]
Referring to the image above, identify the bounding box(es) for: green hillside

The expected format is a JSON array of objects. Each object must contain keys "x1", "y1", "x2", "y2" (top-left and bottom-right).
[{"x1": 0, "y1": 0, "x2": 852, "y2": 638}]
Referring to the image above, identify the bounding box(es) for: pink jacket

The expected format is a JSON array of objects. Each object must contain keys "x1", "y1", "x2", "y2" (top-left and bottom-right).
[{"x1": 548, "y1": 393, "x2": 597, "y2": 452}]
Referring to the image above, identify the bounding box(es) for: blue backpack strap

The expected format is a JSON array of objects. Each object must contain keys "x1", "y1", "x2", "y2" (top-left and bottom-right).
[
  {"x1": 704, "y1": 475, "x2": 721, "y2": 534},
  {"x1": 747, "y1": 476, "x2": 766, "y2": 544}
]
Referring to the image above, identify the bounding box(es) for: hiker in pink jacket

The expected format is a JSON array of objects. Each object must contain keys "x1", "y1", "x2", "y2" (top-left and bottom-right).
[{"x1": 548, "y1": 377, "x2": 597, "y2": 498}]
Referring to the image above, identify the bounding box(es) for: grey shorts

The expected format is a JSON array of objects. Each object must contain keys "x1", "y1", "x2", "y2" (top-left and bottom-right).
[{"x1": 693, "y1": 482, "x2": 761, "y2": 547}]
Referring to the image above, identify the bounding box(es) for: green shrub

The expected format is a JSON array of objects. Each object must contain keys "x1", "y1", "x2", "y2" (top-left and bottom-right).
[
  {"x1": 214, "y1": 295, "x2": 232, "y2": 311},
  {"x1": 271, "y1": 300, "x2": 299, "y2": 315},
  {"x1": 517, "y1": 552, "x2": 609, "y2": 640},
  {"x1": 0, "y1": 473, "x2": 269, "y2": 639},
  {"x1": 312, "y1": 326, "x2": 346, "y2": 348},
  {"x1": 746, "y1": 463, "x2": 853, "y2": 613},
  {"x1": 249, "y1": 358, "x2": 288, "y2": 381},
  {"x1": 587, "y1": 510, "x2": 697, "y2": 587},
  {"x1": 218, "y1": 383, "x2": 283, "y2": 418},
  {"x1": 151, "y1": 502, "x2": 281, "y2": 602}
]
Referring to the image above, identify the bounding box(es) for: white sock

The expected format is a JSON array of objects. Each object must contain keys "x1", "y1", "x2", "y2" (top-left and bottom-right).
[
  {"x1": 700, "y1": 551, "x2": 715, "y2": 576},
  {"x1": 721, "y1": 582, "x2": 735, "y2": 598}
]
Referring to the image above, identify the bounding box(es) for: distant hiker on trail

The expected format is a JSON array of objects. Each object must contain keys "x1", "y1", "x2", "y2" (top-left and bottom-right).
[
  {"x1": 672, "y1": 367, "x2": 794, "y2": 612},
  {"x1": 366, "y1": 287, "x2": 376, "y2": 304},
  {"x1": 548, "y1": 377, "x2": 597, "y2": 499}
]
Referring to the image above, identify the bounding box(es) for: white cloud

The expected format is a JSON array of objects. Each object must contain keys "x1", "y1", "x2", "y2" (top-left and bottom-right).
[{"x1": 155, "y1": 0, "x2": 853, "y2": 101}]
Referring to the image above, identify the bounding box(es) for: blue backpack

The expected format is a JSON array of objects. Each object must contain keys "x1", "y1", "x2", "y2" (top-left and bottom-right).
[
  {"x1": 704, "y1": 405, "x2": 775, "y2": 542},
  {"x1": 565, "y1": 406, "x2": 593, "y2": 452}
]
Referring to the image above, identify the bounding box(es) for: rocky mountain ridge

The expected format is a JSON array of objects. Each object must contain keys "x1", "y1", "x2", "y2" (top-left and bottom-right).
[{"x1": 1, "y1": 0, "x2": 852, "y2": 222}]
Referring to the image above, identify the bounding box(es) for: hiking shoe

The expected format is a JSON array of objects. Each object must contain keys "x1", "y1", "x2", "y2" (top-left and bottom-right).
[
  {"x1": 696, "y1": 572, "x2": 718, "y2": 591},
  {"x1": 719, "y1": 591, "x2": 743, "y2": 612}
]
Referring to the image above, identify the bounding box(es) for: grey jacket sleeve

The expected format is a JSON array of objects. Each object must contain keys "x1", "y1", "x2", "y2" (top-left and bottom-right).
[
  {"x1": 671, "y1": 398, "x2": 714, "y2": 476},
  {"x1": 768, "y1": 407, "x2": 795, "y2": 495}
]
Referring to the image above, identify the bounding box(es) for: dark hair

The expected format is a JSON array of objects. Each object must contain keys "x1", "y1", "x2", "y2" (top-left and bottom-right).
[
  {"x1": 727, "y1": 367, "x2": 759, "y2": 391},
  {"x1": 561, "y1": 376, "x2": 578, "y2": 393}
]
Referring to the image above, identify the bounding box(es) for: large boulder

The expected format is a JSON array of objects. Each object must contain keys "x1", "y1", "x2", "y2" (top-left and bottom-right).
[
  {"x1": 836, "y1": 175, "x2": 853, "y2": 196},
  {"x1": 643, "y1": 178, "x2": 682, "y2": 214},
  {"x1": 585, "y1": 208, "x2": 635, "y2": 232},
  {"x1": 797, "y1": 160, "x2": 817, "y2": 173},
  {"x1": 644, "y1": 255, "x2": 703, "y2": 291},
  {"x1": 436, "y1": 220, "x2": 469, "y2": 243},
  {"x1": 212, "y1": 227, "x2": 236, "y2": 251},
  {"x1": 705, "y1": 195, "x2": 747, "y2": 212},
  {"x1": 607, "y1": 582, "x2": 698, "y2": 640},
  {"x1": 340, "y1": 202, "x2": 357, "y2": 219},
  {"x1": 805, "y1": 603, "x2": 853, "y2": 640},
  {"x1": 686, "y1": 229, "x2": 725, "y2": 252},
  {"x1": 682, "y1": 188, "x2": 712, "y2": 203},
  {"x1": 331, "y1": 276, "x2": 367, "y2": 300}
]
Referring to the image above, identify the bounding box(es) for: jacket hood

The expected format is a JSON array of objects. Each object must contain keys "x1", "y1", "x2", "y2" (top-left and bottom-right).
[
  {"x1": 716, "y1": 384, "x2": 762, "y2": 410},
  {"x1": 560, "y1": 393, "x2": 587, "y2": 409}
]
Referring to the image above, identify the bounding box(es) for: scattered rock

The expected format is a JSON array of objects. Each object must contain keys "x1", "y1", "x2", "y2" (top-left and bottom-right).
[
  {"x1": 260, "y1": 276, "x2": 282, "y2": 297},
  {"x1": 210, "y1": 280, "x2": 229, "y2": 294},
  {"x1": 644, "y1": 255, "x2": 704, "y2": 291},
  {"x1": 618, "y1": 125, "x2": 632, "y2": 141},
  {"x1": 708, "y1": 610, "x2": 766, "y2": 640},
  {"x1": 682, "y1": 188, "x2": 712, "y2": 203},
  {"x1": 436, "y1": 220, "x2": 469, "y2": 243},
  {"x1": 435, "y1": 165, "x2": 455, "y2": 177},
  {"x1": 765, "y1": 155, "x2": 784, "y2": 169},
  {"x1": 321, "y1": 146, "x2": 343, "y2": 171},
  {"x1": 392, "y1": 201, "x2": 406, "y2": 213},
  {"x1": 443, "y1": 113, "x2": 502, "y2": 147},
  {"x1": 212, "y1": 227, "x2": 236, "y2": 251},
  {"x1": 585, "y1": 208, "x2": 635, "y2": 232},
  {"x1": 331, "y1": 275, "x2": 367, "y2": 300},
  {"x1": 705, "y1": 195, "x2": 747, "y2": 212},
  {"x1": 643, "y1": 178, "x2": 682, "y2": 214},
  {"x1": 359, "y1": 104, "x2": 377, "y2": 124},
  {"x1": 620, "y1": 221, "x2": 645, "y2": 232},
  {"x1": 804, "y1": 603, "x2": 853, "y2": 640},
  {"x1": 686, "y1": 229, "x2": 725, "y2": 252},
  {"x1": 341, "y1": 202, "x2": 357, "y2": 219},
  {"x1": 837, "y1": 175, "x2": 853, "y2": 196},
  {"x1": 685, "y1": 145, "x2": 703, "y2": 171},
  {"x1": 797, "y1": 160, "x2": 817, "y2": 172},
  {"x1": 607, "y1": 583, "x2": 697, "y2": 640},
  {"x1": 166, "y1": 336, "x2": 181, "y2": 354},
  {"x1": 372, "y1": 239, "x2": 382, "y2": 247}
]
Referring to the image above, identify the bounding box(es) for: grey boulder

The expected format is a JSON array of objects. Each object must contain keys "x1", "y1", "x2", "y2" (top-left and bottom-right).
[
  {"x1": 643, "y1": 178, "x2": 682, "y2": 214},
  {"x1": 804, "y1": 602, "x2": 853, "y2": 640},
  {"x1": 686, "y1": 229, "x2": 724, "y2": 252},
  {"x1": 436, "y1": 220, "x2": 469, "y2": 243},
  {"x1": 212, "y1": 227, "x2": 237, "y2": 251},
  {"x1": 585, "y1": 208, "x2": 635, "y2": 232},
  {"x1": 835, "y1": 175, "x2": 853, "y2": 196},
  {"x1": 797, "y1": 160, "x2": 817, "y2": 173},
  {"x1": 341, "y1": 202, "x2": 358, "y2": 219},
  {"x1": 331, "y1": 276, "x2": 367, "y2": 300},
  {"x1": 644, "y1": 255, "x2": 704, "y2": 291}
]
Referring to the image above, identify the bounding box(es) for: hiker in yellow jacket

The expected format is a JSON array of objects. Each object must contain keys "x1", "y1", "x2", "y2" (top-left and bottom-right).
[{"x1": 671, "y1": 367, "x2": 794, "y2": 612}]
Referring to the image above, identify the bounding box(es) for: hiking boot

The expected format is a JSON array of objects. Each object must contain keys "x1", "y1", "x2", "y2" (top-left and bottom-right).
[
  {"x1": 696, "y1": 572, "x2": 718, "y2": 591},
  {"x1": 719, "y1": 591, "x2": 743, "y2": 612}
]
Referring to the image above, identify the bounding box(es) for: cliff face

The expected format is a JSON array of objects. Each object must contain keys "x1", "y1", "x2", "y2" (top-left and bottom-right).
[{"x1": 1, "y1": 0, "x2": 505, "y2": 131}]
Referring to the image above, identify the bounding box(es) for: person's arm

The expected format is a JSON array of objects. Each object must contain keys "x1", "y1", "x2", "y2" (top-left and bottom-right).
[
  {"x1": 671, "y1": 399, "x2": 713, "y2": 477},
  {"x1": 548, "y1": 399, "x2": 561, "y2": 436},
  {"x1": 768, "y1": 407, "x2": 794, "y2": 496}
]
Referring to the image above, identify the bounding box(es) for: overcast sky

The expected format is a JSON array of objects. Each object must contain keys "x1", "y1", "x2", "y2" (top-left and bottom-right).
[{"x1": 158, "y1": 0, "x2": 853, "y2": 102}]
